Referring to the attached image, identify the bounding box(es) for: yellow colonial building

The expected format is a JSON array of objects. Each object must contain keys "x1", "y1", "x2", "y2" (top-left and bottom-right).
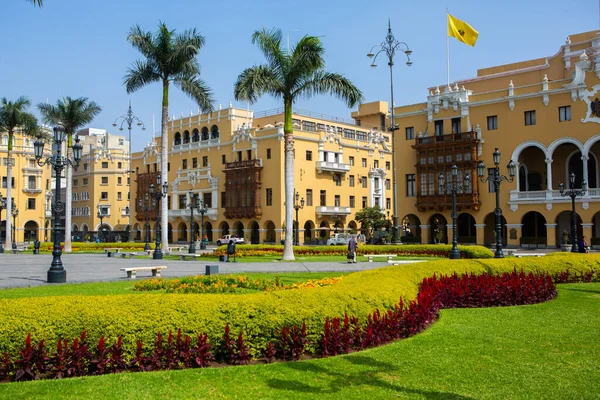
[
  {"x1": 71, "y1": 128, "x2": 131, "y2": 242},
  {"x1": 0, "y1": 131, "x2": 54, "y2": 243},
  {"x1": 355, "y1": 30, "x2": 600, "y2": 248},
  {"x1": 131, "y1": 105, "x2": 393, "y2": 244}
]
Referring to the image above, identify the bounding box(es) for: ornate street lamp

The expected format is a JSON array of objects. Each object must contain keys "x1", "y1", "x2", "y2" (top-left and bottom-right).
[
  {"x1": 439, "y1": 165, "x2": 471, "y2": 259},
  {"x1": 187, "y1": 191, "x2": 198, "y2": 254},
  {"x1": 11, "y1": 207, "x2": 18, "y2": 250},
  {"x1": 477, "y1": 148, "x2": 516, "y2": 258},
  {"x1": 34, "y1": 126, "x2": 83, "y2": 283},
  {"x1": 294, "y1": 191, "x2": 305, "y2": 246},
  {"x1": 113, "y1": 101, "x2": 145, "y2": 242},
  {"x1": 139, "y1": 193, "x2": 151, "y2": 251},
  {"x1": 559, "y1": 172, "x2": 587, "y2": 253},
  {"x1": 96, "y1": 206, "x2": 105, "y2": 243},
  {"x1": 0, "y1": 194, "x2": 5, "y2": 253},
  {"x1": 368, "y1": 19, "x2": 412, "y2": 244},
  {"x1": 199, "y1": 199, "x2": 207, "y2": 250},
  {"x1": 150, "y1": 176, "x2": 168, "y2": 260}
]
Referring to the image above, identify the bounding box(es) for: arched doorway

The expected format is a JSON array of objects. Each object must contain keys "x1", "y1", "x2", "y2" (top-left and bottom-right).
[
  {"x1": 265, "y1": 221, "x2": 276, "y2": 243},
  {"x1": 205, "y1": 221, "x2": 213, "y2": 242},
  {"x1": 250, "y1": 221, "x2": 260, "y2": 244},
  {"x1": 219, "y1": 221, "x2": 230, "y2": 236},
  {"x1": 177, "y1": 222, "x2": 187, "y2": 242},
  {"x1": 303, "y1": 220, "x2": 315, "y2": 244},
  {"x1": 72, "y1": 224, "x2": 79, "y2": 242},
  {"x1": 555, "y1": 210, "x2": 582, "y2": 247},
  {"x1": 24, "y1": 221, "x2": 39, "y2": 241},
  {"x1": 81, "y1": 224, "x2": 89, "y2": 242},
  {"x1": 192, "y1": 128, "x2": 200, "y2": 142},
  {"x1": 457, "y1": 213, "x2": 476, "y2": 244},
  {"x1": 333, "y1": 220, "x2": 343, "y2": 233},
  {"x1": 318, "y1": 221, "x2": 329, "y2": 242},
  {"x1": 183, "y1": 130, "x2": 190, "y2": 144},
  {"x1": 429, "y1": 214, "x2": 448, "y2": 244},
  {"x1": 483, "y1": 213, "x2": 507, "y2": 246},
  {"x1": 133, "y1": 223, "x2": 141, "y2": 241},
  {"x1": 167, "y1": 223, "x2": 173, "y2": 243},
  {"x1": 233, "y1": 221, "x2": 244, "y2": 240},
  {"x1": 521, "y1": 211, "x2": 547, "y2": 248},
  {"x1": 517, "y1": 146, "x2": 546, "y2": 191},
  {"x1": 174, "y1": 132, "x2": 181, "y2": 145},
  {"x1": 401, "y1": 214, "x2": 422, "y2": 243}
]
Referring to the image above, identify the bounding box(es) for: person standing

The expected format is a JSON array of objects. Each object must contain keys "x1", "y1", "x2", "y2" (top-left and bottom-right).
[
  {"x1": 347, "y1": 235, "x2": 357, "y2": 263},
  {"x1": 579, "y1": 236, "x2": 589, "y2": 253}
]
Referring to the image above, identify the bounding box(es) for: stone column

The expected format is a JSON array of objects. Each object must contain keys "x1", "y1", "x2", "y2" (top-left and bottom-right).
[
  {"x1": 475, "y1": 223, "x2": 486, "y2": 246},
  {"x1": 420, "y1": 224, "x2": 430, "y2": 244},
  {"x1": 506, "y1": 223, "x2": 522, "y2": 248},
  {"x1": 546, "y1": 158, "x2": 553, "y2": 190},
  {"x1": 545, "y1": 223, "x2": 557, "y2": 247},
  {"x1": 581, "y1": 223, "x2": 593, "y2": 248}
]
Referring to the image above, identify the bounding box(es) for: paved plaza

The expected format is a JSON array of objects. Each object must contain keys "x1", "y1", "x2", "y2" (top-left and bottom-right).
[{"x1": 0, "y1": 252, "x2": 412, "y2": 289}]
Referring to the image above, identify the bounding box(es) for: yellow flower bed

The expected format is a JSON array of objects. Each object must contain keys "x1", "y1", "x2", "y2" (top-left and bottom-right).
[{"x1": 0, "y1": 254, "x2": 597, "y2": 358}]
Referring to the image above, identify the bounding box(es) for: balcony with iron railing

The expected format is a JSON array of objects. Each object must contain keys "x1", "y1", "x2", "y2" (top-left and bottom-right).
[
  {"x1": 315, "y1": 205, "x2": 352, "y2": 217},
  {"x1": 172, "y1": 138, "x2": 219, "y2": 152},
  {"x1": 315, "y1": 160, "x2": 350, "y2": 174},
  {"x1": 168, "y1": 208, "x2": 218, "y2": 220},
  {"x1": 225, "y1": 159, "x2": 262, "y2": 169},
  {"x1": 509, "y1": 188, "x2": 600, "y2": 203}
]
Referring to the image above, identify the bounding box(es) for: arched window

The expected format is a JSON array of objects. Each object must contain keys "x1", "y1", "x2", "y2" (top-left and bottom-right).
[
  {"x1": 210, "y1": 125, "x2": 220, "y2": 139},
  {"x1": 183, "y1": 130, "x2": 190, "y2": 144},
  {"x1": 192, "y1": 128, "x2": 200, "y2": 142},
  {"x1": 201, "y1": 127, "x2": 209, "y2": 141},
  {"x1": 174, "y1": 132, "x2": 181, "y2": 145}
]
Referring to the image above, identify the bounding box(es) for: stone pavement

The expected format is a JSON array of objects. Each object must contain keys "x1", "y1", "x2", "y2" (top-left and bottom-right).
[{"x1": 0, "y1": 252, "x2": 420, "y2": 289}]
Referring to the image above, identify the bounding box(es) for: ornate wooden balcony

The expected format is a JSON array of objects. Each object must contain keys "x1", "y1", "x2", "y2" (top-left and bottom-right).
[
  {"x1": 413, "y1": 130, "x2": 479, "y2": 147},
  {"x1": 416, "y1": 193, "x2": 481, "y2": 212}
]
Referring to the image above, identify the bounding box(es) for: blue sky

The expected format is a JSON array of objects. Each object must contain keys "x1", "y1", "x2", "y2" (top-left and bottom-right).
[{"x1": 0, "y1": 0, "x2": 598, "y2": 151}]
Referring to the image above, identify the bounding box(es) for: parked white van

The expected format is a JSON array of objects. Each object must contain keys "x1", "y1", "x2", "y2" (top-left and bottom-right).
[{"x1": 326, "y1": 233, "x2": 362, "y2": 246}]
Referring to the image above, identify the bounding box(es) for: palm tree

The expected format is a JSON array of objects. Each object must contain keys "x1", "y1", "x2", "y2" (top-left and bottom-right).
[
  {"x1": 38, "y1": 97, "x2": 102, "y2": 251},
  {"x1": 25, "y1": 0, "x2": 43, "y2": 6},
  {"x1": 234, "y1": 28, "x2": 364, "y2": 260},
  {"x1": 0, "y1": 97, "x2": 38, "y2": 248},
  {"x1": 124, "y1": 22, "x2": 214, "y2": 253}
]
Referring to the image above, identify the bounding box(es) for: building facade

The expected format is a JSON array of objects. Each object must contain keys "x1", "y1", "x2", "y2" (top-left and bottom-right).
[
  {"x1": 0, "y1": 131, "x2": 54, "y2": 243},
  {"x1": 71, "y1": 128, "x2": 130, "y2": 242},
  {"x1": 357, "y1": 30, "x2": 600, "y2": 248},
  {"x1": 131, "y1": 105, "x2": 393, "y2": 245}
]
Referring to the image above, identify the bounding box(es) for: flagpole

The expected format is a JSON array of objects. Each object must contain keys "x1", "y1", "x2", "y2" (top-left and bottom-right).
[{"x1": 446, "y1": 7, "x2": 450, "y2": 88}]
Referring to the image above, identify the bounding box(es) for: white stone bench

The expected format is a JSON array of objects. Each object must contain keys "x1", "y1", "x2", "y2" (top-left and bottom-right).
[
  {"x1": 12, "y1": 248, "x2": 27, "y2": 254},
  {"x1": 119, "y1": 252, "x2": 138, "y2": 259},
  {"x1": 120, "y1": 266, "x2": 167, "y2": 279},
  {"x1": 365, "y1": 254, "x2": 398, "y2": 263},
  {"x1": 168, "y1": 246, "x2": 187, "y2": 253},
  {"x1": 514, "y1": 253, "x2": 546, "y2": 258},
  {"x1": 104, "y1": 248, "x2": 123, "y2": 254},
  {"x1": 179, "y1": 254, "x2": 203, "y2": 261}
]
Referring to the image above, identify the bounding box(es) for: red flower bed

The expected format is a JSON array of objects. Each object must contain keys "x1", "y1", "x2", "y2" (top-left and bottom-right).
[{"x1": 0, "y1": 269, "x2": 557, "y2": 382}]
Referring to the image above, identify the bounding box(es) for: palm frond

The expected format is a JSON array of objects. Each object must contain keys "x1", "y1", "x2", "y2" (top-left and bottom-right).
[
  {"x1": 26, "y1": 0, "x2": 43, "y2": 7},
  {"x1": 251, "y1": 28, "x2": 287, "y2": 78},
  {"x1": 287, "y1": 35, "x2": 326, "y2": 88},
  {"x1": 293, "y1": 71, "x2": 364, "y2": 108},
  {"x1": 174, "y1": 75, "x2": 215, "y2": 113},
  {"x1": 124, "y1": 59, "x2": 161, "y2": 94},
  {"x1": 234, "y1": 65, "x2": 283, "y2": 104},
  {"x1": 0, "y1": 96, "x2": 33, "y2": 133},
  {"x1": 38, "y1": 97, "x2": 102, "y2": 135},
  {"x1": 170, "y1": 28, "x2": 205, "y2": 68},
  {"x1": 126, "y1": 25, "x2": 156, "y2": 60}
]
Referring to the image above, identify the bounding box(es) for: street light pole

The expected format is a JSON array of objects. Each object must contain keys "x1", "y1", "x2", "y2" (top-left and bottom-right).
[
  {"x1": 34, "y1": 126, "x2": 83, "y2": 283},
  {"x1": 0, "y1": 194, "x2": 4, "y2": 253},
  {"x1": 188, "y1": 191, "x2": 197, "y2": 254},
  {"x1": 559, "y1": 172, "x2": 587, "y2": 253},
  {"x1": 439, "y1": 165, "x2": 471, "y2": 259},
  {"x1": 151, "y1": 177, "x2": 168, "y2": 260},
  {"x1": 477, "y1": 148, "x2": 516, "y2": 259},
  {"x1": 96, "y1": 205, "x2": 105, "y2": 243},
  {"x1": 113, "y1": 101, "x2": 145, "y2": 242},
  {"x1": 199, "y1": 199, "x2": 207, "y2": 250},
  {"x1": 293, "y1": 191, "x2": 304, "y2": 246},
  {"x1": 368, "y1": 20, "x2": 412, "y2": 244},
  {"x1": 140, "y1": 193, "x2": 151, "y2": 251},
  {"x1": 11, "y1": 207, "x2": 18, "y2": 249}
]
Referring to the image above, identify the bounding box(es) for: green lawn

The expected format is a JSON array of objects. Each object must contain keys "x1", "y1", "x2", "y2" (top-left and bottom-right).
[
  {"x1": 0, "y1": 283, "x2": 598, "y2": 399},
  {"x1": 0, "y1": 272, "x2": 347, "y2": 299}
]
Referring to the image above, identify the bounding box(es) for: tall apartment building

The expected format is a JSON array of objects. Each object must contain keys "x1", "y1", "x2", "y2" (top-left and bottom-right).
[
  {"x1": 71, "y1": 128, "x2": 130, "y2": 241},
  {"x1": 131, "y1": 105, "x2": 393, "y2": 244},
  {"x1": 358, "y1": 30, "x2": 600, "y2": 248},
  {"x1": 0, "y1": 130, "x2": 54, "y2": 243}
]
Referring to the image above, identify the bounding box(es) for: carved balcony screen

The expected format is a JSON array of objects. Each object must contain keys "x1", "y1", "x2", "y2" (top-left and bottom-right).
[{"x1": 223, "y1": 159, "x2": 263, "y2": 219}]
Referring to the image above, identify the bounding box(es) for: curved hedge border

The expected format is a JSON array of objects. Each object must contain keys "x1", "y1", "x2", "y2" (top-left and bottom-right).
[
  {"x1": 0, "y1": 254, "x2": 598, "y2": 359},
  {"x1": 37, "y1": 242, "x2": 156, "y2": 252}
]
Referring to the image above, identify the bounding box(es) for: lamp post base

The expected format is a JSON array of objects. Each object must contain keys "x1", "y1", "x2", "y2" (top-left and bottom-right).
[
  {"x1": 449, "y1": 248, "x2": 461, "y2": 259},
  {"x1": 189, "y1": 244, "x2": 196, "y2": 254},
  {"x1": 153, "y1": 249, "x2": 163, "y2": 260},
  {"x1": 200, "y1": 242, "x2": 206, "y2": 250},
  {"x1": 47, "y1": 268, "x2": 66, "y2": 283}
]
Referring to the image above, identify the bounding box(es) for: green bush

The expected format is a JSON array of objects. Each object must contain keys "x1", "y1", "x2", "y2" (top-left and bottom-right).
[
  {"x1": 38, "y1": 242, "x2": 156, "y2": 252},
  {"x1": 1, "y1": 253, "x2": 595, "y2": 359}
]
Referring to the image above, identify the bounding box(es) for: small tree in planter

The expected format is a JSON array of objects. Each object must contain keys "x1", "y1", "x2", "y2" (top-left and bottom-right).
[{"x1": 561, "y1": 230, "x2": 572, "y2": 252}]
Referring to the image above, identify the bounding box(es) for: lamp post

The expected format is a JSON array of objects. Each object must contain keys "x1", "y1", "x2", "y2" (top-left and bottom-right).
[
  {"x1": 11, "y1": 207, "x2": 18, "y2": 249},
  {"x1": 559, "y1": 172, "x2": 587, "y2": 253},
  {"x1": 150, "y1": 176, "x2": 168, "y2": 260},
  {"x1": 439, "y1": 165, "x2": 471, "y2": 259},
  {"x1": 293, "y1": 191, "x2": 304, "y2": 246},
  {"x1": 368, "y1": 20, "x2": 412, "y2": 244},
  {"x1": 139, "y1": 193, "x2": 151, "y2": 251},
  {"x1": 199, "y1": 199, "x2": 207, "y2": 250},
  {"x1": 96, "y1": 206, "x2": 105, "y2": 243},
  {"x1": 477, "y1": 148, "x2": 516, "y2": 258},
  {"x1": 0, "y1": 194, "x2": 4, "y2": 253},
  {"x1": 187, "y1": 191, "x2": 198, "y2": 254},
  {"x1": 34, "y1": 126, "x2": 83, "y2": 283},
  {"x1": 113, "y1": 102, "x2": 145, "y2": 242}
]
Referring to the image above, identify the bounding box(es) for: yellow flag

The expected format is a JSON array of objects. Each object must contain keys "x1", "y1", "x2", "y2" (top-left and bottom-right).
[{"x1": 447, "y1": 13, "x2": 478, "y2": 47}]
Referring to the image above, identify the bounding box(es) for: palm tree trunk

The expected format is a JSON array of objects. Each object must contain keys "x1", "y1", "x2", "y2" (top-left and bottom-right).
[
  {"x1": 4, "y1": 135, "x2": 13, "y2": 249},
  {"x1": 64, "y1": 147, "x2": 73, "y2": 252},
  {"x1": 161, "y1": 80, "x2": 169, "y2": 253},
  {"x1": 282, "y1": 98, "x2": 295, "y2": 261}
]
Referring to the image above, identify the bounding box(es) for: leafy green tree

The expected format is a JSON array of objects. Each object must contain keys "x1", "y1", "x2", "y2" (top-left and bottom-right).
[
  {"x1": 124, "y1": 22, "x2": 214, "y2": 252},
  {"x1": 234, "y1": 28, "x2": 364, "y2": 260},
  {"x1": 38, "y1": 97, "x2": 102, "y2": 251},
  {"x1": 354, "y1": 206, "x2": 387, "y2": 243},
  {"x1": 0, "y1": 97, "x2": 37, "y2": 247}
]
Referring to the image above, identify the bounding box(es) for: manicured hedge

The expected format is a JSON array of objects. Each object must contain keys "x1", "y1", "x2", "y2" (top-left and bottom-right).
[
  {"x1": 37, "y1": 242, "x2": 156, "y2": 252},
  {"x1": 214, "y1": 244, "x2": 495, "y2": 259},
  {"x1": 0, "y1": 254, "x2": 597, "y2": 359}
]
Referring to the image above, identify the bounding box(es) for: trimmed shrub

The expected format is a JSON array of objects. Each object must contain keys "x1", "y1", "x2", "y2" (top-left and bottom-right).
[{"x1": 38, "y1": 242, "x2": 156, "y2": 252}]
